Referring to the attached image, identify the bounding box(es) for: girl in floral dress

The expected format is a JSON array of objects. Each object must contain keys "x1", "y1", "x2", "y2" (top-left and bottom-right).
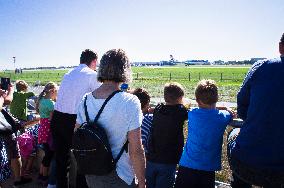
[{"x1": 36, "y1": 82, "x2": 57, "y2": 185}]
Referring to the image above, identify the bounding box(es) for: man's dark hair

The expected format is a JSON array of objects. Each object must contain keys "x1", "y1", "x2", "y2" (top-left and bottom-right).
[
  {"x1": 132, "y1": 88, "x2": 150, "y2": 110},
  {"x1": 80, "y1": 49, "x2": 98, "y2": 65},
  {"x1": 280, "y1": 33, "x2": 284, "y2": 44}
]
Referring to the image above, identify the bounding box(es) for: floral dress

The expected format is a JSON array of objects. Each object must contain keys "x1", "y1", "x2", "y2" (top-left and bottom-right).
[{"x1": 37, "y1": 98, "x2": 54, "y2": 147}]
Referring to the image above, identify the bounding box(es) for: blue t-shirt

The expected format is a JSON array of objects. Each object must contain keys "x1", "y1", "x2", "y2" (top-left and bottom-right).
[{"x1": 179, "y1": 108, "x2": 232, "y2": 171}]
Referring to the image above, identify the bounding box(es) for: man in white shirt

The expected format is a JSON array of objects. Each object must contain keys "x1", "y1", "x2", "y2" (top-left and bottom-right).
[{"x1": 51, "y1": 49, "x2": 101, "y2": 188}]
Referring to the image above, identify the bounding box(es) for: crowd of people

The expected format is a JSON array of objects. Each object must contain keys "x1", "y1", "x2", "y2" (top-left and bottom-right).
[{"x1": 0, "y1": 33, "x2": 283, "y2": 188}]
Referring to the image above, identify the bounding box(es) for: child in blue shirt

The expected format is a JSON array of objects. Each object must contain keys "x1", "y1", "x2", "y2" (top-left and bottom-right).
[{"x1": 175, "y1": 79, "x2": 235, "y2": 188}]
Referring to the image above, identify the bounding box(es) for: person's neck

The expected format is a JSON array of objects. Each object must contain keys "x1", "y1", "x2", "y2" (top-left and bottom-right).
[
  {"x1": 198, "y1": 103, "x2": 216, "y2": 109},
  {"x1": 165, "y1": 102, "x2": 180, "y2": 106},
  {"x1": 93, "y1": 81, "x2": 120, "y2": 99}
]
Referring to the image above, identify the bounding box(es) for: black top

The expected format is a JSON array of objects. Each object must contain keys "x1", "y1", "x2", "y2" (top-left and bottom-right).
[{"x1": 146, "y1": 103, "x2": 188, "y2": 164}]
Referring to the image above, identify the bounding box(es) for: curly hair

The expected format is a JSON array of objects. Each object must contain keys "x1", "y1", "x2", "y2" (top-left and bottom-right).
[
  {"x1": 80, "y1": 49, "x2": 98, "y2": 66},
  {"x1": 97, "y1": 49, "x2": 132, "y2": 83},
  {"x1": 195, "y1": 79, "x2": 218, "y2": 105}
]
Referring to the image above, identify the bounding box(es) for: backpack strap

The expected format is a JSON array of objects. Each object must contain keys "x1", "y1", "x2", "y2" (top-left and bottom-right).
[
  {"x1": 83, "y1": 90, "x2": 122, "y2": 124},
  {"x1": 83, "y1": 96, "x2": 90, "y2": 124},
  {"x1": 114, "y1": 140, "x2": 129, "y2": 164}
]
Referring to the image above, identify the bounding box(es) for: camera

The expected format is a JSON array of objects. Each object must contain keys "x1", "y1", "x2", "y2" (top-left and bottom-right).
[{"x1": 1, "y1": 77, "x2": 11, "y2": 90}]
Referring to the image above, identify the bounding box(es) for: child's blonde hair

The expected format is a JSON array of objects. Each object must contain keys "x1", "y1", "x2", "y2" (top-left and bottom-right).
[
  {"x1": 195, "y1": 79, "x2": 218, "y2": 105},
  {"x1": 16, "y1": 80, "x2": 28, "y2": 92},
  {"x1": 36, "y1": 82, "x2": 58, "y2": 112},
  {"x1": 164, "y1": 82, "x2": 185, "y2": 104}
]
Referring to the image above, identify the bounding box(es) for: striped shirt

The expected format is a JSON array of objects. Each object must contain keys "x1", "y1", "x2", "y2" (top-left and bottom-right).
[{"x1": 141, "y1": 113, "x2": 153, "y2": 153}]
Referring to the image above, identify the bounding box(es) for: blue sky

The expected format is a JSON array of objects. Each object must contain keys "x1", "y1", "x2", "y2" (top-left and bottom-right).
[{"x1": 1, "y1": 0, "x2": 283, "y2": 69}]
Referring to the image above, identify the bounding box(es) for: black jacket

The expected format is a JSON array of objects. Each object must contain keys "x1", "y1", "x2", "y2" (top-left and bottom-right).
[{"x1": 146, "y1": 103, "x2": 188, "y2": 164}]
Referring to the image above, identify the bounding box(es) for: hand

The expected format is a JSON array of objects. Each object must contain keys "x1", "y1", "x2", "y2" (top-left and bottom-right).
[
  {"x1": 0, "y1": 95, "x2": 4, "y2": 110},
  {"x1": 147, "y1": 107, "x2": 155, "y2": 114},
  {"x1": 0, "y1": 89, "x2": 7, "y2": 108},
  {"x1": 3, "y1": 84, "x2": 14, "y2": 105},
  {"x1": 227, "y1": 108, "x2": 237, "y2": 118},
  {"x1": 137, "y1": 183, "x2": 146, "y2": 188},
  {"x1": 7, "y1": 84, "x2": 14, "y2": 94}
]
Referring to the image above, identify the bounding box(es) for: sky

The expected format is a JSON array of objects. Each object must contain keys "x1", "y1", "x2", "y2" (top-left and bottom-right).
[{"x1": 1, "y1": 0, "x2": 284, "y2": 69}]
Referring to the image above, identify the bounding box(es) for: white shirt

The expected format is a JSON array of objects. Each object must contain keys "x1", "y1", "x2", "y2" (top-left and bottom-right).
[
  {"x1": 76, "y1": 92, "x2": 143, "y2": 185},
  {"x1": 55, "y1": 64, "x2": 101, "y2": 114}
]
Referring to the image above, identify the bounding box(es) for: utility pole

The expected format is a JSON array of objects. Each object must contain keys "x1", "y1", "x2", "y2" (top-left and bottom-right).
[{"x1": 13, "y1": 57, "x2": 16, "y2": 70}]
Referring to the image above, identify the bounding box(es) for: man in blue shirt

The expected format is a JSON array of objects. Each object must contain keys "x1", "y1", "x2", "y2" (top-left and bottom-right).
[{"x1": 228, "y1": 33, "x2": 284, "y2": 187}]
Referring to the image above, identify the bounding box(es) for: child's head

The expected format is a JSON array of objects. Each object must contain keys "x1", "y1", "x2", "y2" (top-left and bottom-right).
[
  {"x1": 16, "y1": 80, "x2": 28, "y2": 92},
  {"x1": 36, "y1": 82, "x2": 58, "y2": 112},
  {"x1": 164, "y1": 82, "x2": 185, "y2": 105},
  {"x1": 195, "y1": 79, "x2": 218, "y2": 106},
  {"x1": 132, "y1": 88, "x2": 150, "y2": 113},
  {"x1": 39, "y1": 82, "x2": 58, "y2": 101}
]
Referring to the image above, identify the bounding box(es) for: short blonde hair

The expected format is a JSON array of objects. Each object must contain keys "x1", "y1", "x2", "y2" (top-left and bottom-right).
[
  {"x1": 164, "y1": 82, "x2": 185, "y2": 104},
  {"x1": 195, "y1": 79, "x2": 218, "y2": 105},
  {"x1": 16, "y1": 80, "x2": 28, "y2": 92}
]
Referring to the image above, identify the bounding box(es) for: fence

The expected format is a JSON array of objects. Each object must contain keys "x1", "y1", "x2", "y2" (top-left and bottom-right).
[
  {"x1": 0, "y1": 71, "x2": 246, "y2": 83},
  {"x1": 133, "y1": 72, "x2": 246, "y2": 81}
]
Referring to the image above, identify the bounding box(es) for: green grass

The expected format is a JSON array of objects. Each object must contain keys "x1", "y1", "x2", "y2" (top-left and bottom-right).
[{"x1": 0, "y1": 66, "x2": 249, "y2": 102}]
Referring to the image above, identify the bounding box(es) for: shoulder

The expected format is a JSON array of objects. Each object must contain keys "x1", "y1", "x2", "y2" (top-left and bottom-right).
[
  {"x1": 188, "y1": 107, "x2": 199, "y2": 113},
  {"x1": 216, "y1": 110, "x2": 232, "y2": 122},
  {"x1": 243, "y1": 58, "x2": 281, "y2": 84},
  {"x1": 218, "y1": 110, "x2": 231, "y2": 116},
  {"x1": 143, "y1": 113, "x2": 153, "y2": 121},
  {"x1": 118, "y1": 92, "x2": 140, "y2": 104},
  {"x1": 177, "y1": 104, "x2": 187, "y2": 112},
  {"x1": 13, "y1": 92, "x2": 22, "y2": 96},
  {"x1": 266, "y1": 58, "x2": 282, "y2": 64},
  {"x1": 25, "y1": 92, "x2": 35, "y2": 97}
]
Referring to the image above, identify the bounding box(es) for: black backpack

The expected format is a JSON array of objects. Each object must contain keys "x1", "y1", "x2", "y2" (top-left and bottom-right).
[{"x1": 72, "y1": 90, "x2": 128, "y2": 175}]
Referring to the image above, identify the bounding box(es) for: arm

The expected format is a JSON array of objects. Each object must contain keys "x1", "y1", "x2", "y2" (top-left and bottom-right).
[
  {"x1": 237, "y1": 61, "x2": 264, "y2": 120},
  {"x1": 0, "y1": 89, "x2": 5, "y2": 110},
  {"x1": 237, "y1": 80, "x2": 250, "y2": 120},
  {"x1": 128, "y1": 128, "x2": 146, "y2": 188},
  {"x1": 217, "y1": 107, "x2": 237, "y2": 119}
]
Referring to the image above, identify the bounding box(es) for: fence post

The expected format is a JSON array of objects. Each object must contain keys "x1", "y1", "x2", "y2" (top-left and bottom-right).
[
  {"x1": 220, "y1": 73, "x2": 223, "y2": 81},
  {"x1": 136, "y1": 73, "x2": 139, "y2": 79},
  {"x1": 170, "y1": 73, "x2": 172, "y2": 80},
  {"x1": 38, "y1": 73, "x2": 40, "y2": 78},
  {"x1": 188, "y1": 73, "x2": 191, "y2": 81},
  {"x1": 198, "y1": 73, "x2": 201, "y2": 80}
]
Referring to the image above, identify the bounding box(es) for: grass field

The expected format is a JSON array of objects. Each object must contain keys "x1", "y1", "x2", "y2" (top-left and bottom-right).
[
  {"x1": 1, "y1": 66, "x2": 249, "y2": 102},
  {"x1": 1, "y1": 66, "x2": 251, "y2": 183}
]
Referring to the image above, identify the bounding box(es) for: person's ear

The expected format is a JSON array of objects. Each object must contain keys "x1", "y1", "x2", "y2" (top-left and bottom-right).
[
  {"x1": 279, "y1": 42, "x2": 284, "y2": 55},
  {"x1": 196, "y1": 99, "x2": 202, "y2": 105}
]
